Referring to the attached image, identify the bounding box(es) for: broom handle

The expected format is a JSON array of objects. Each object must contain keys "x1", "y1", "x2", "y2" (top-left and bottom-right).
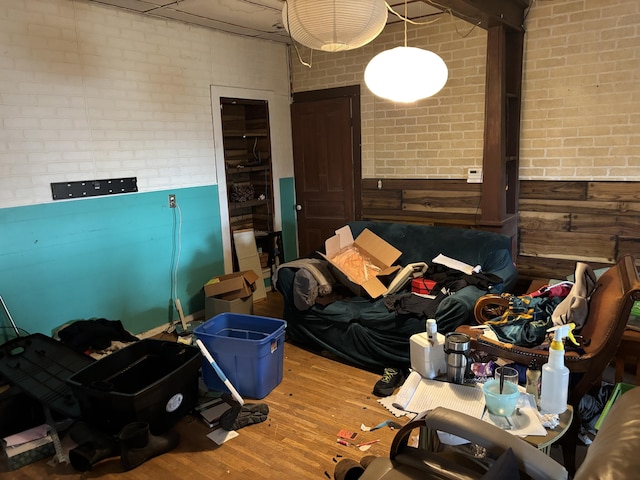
[{"x1": 195, "y1": 339, "x2": 244, "y2": 406}]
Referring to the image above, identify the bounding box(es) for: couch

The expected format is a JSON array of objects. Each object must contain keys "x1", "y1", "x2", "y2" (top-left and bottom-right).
[
  {"x1": 275, "y1": 221, "x2": 517, "y2": 371},
  {"x1": 352, "y1": 385, "x2": 640, "y2": 480}
]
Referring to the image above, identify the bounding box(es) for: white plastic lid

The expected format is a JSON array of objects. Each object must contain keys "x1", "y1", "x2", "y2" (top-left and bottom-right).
[{"x1": 426, "y1": 318, "x2": 437, "y2": 335}]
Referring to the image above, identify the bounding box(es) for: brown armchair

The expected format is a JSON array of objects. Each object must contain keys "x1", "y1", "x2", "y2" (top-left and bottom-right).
[{"x1": 456, "y1": 254, "x2": 640, "y2": 475}]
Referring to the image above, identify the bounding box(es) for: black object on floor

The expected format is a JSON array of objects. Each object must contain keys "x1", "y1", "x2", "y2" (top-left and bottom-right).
[
  {"x1": 334, "y1": 458, "x2": 365, "y2": 480},
  {"x1": 68, "y1": 421, "x2": 118, "y2": 472},
  {"x1": 118, "y1": 421, "x2": 179, "y2": 471},
  {"x1": 57, "y1": 318, "x2": 138, "y2": 353},
  {"x1": 219, "y1": 393, "x2": 269, "y2": 431},
  {"x1": 372, "y1": 367, "x2": 406, "y2": 397},
  {"x1": 66, "y1": 339, "x2": 200, "y2": 435},
  {"x1": 0, "y1": 333, "x2": 94, "y2": 418}
]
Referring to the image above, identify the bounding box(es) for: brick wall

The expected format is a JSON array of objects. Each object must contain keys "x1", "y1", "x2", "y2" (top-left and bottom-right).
[
  {"x1": 520, "y1": 0, "x2": 640, "y2": 180},
  {"x1": 291, "y1": 16, "x2": 487, "y2": 179},
  {"x1": 0, "y1": 0, "x2": 291, "y2": 208},
  {"x1": 290, "y1": 0, "x2": 640, "y2": 181}
]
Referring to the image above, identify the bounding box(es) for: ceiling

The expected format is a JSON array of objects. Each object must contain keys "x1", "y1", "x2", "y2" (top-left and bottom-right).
[{"x1": 86, "y1": 0, "x2": 443, "y2": 44}]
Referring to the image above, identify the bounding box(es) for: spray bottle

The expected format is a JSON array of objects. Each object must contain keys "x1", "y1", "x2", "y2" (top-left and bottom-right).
[
  {"x1": 539, "y1": 323, "x2": 578, "y2": 414},
  {"x1": 410, "y1": 319, "x2": 446, "y2": 379}
]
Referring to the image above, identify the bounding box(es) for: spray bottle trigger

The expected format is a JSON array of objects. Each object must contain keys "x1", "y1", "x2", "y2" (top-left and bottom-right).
[
  {"x1": 565, "y1": 323, "x2": 579, "y2": 346},
  {"x1": 547, "y1": 323, "x2": 579, "y2": 346}
]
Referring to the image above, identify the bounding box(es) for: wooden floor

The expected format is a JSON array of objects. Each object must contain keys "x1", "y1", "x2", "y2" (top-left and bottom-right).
[{"x1": 6, "y1": 292, "x2": 407, "y2": 479}]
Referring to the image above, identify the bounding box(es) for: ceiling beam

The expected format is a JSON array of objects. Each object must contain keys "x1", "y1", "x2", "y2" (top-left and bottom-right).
[{"x1": 435, "y1": 0, "x2": 530, "y2": 32}]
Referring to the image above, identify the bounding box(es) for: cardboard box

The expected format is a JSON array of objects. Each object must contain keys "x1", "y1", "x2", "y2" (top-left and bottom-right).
[
  {"x1": 204, "y1": 270, "x2": 259, "y2": 301},
  {"x1": 320, "y1": 226, "x2": 401, "y2": 298},
  {"x1": 205, "y1": 295, "x2": 254, "y2": 320}
]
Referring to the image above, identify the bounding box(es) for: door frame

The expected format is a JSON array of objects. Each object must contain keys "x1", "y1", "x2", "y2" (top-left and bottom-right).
[
  {"x1": 211, "y1": 85, "x2": 282, "y2": 274},
  {"x1": 291, "y1": 85, "x2": 363, "y2": 223}
]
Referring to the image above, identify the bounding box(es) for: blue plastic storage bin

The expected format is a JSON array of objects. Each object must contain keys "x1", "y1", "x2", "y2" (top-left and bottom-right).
[{"x1": 193, "y1": 313, "x2": 287, "y2": 399}]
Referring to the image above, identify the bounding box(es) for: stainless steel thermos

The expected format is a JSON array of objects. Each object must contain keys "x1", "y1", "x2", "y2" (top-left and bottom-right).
[{"x1": 444, "y1": 332, "x2": 471, "y2": 384}]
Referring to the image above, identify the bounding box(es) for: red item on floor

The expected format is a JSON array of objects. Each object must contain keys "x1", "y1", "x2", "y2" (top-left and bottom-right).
[{"x1": 412, "y1": 278, "x2": 436, "y2": 295}]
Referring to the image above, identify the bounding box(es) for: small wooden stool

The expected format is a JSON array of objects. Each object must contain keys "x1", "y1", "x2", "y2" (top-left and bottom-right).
[{"x1": 614, "y1": 329, "x2": 640, "y2": 385}]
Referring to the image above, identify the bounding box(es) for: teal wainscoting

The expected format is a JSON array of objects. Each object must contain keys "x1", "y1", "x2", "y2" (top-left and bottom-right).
[
  {"x1": 279, "y1": 177, "x2": 298, "y2": 262},
  {"x1": 0, "y1": 186, "x2": 224, "y2": 339}
]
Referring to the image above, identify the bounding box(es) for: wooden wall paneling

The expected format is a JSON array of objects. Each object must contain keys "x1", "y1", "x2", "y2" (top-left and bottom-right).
[
  {"x1": 361, "y1": 213, "x2": 433, "y2": 225},
  {"x1": 519, "y1": 181, "x2": 587, "y2": 200},
  {"x1": 570, "y1": 213, "x2": 640, "y2": 236},
  {"x1": 518, "y1": 211, "x2": 570, "y2": 232},
  {"x1": 362, "y1": 211, "x2": 479, "y2": 228},
  {"x1": 514, "y1": 256, "x2": 611, "y2": 282},
  {"x1": 402, "y1": 189, "x2": 481, "y2": 215},
  {"x1": 618, "y1": 237, "x2": 640, "y2": 259},
  {"x1": 515, "y1": 256, "x2": 577, "y2": 282},
  {"x1": 519, "y1": 229, "x2": 616, "y2": 263},
  {"x1": 361, "y1": 179, "x2": 640, "y2": 281},
  {"x1": 587, "y1": 181, "x2": 640, "y2": 202},
  {"x1": 362, "y1": 188, "x2": 402, "y2": 210},
  {"x1": 518, "y1": 198, "x2": 640, "y2": 215}
]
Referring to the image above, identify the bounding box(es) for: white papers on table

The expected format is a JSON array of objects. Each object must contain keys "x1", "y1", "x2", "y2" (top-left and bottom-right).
[
  {"x1": 378, "y1": 371, "x2": 485, "y2": 419},
  {"x1": 481, "y1": 392, "x2": 547, "y2": 437},
  {"x1": 432, "y1": 254, "x2": 481, "y2": 275}
]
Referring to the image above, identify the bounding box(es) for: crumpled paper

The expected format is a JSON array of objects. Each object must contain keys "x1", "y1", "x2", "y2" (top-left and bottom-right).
[{"x1": 537, "y1": 412, "x2": 559, "y2": 429}]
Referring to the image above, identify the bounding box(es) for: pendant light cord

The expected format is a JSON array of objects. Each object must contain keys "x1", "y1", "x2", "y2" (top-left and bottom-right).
[{"x1": 403, "y1": 0, "x2": 407, "y2": 47}]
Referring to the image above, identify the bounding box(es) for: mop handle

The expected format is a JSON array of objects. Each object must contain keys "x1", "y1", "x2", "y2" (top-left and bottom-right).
[{"x1": 195, "y1": 339, "x2": 244, "y2": 406}]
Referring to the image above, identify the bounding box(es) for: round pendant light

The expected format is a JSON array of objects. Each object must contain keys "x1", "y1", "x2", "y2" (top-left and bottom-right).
[
  {"x1": 282, "y1": 0, "x2": 388, "y2": 52},
  {"x1": 364, "y1": 46, "x2": 448, "y2": 103}
]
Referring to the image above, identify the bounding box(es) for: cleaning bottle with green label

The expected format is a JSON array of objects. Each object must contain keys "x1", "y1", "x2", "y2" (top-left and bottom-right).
[{"x1": 540, "y1": 323, "x2": 578, "y2": 414}]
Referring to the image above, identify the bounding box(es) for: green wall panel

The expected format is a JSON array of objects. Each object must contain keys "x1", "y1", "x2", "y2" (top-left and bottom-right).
[
  {"x1": 279, "y1": 177, "x2": 298, "y2": 262},
  {"x1": 0, "y1": 186, "x2": 223, "y2": 339}
]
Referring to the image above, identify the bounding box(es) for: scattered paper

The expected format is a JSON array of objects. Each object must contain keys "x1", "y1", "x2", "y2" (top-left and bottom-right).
[
  {"x1": 360, "y1": 420, "x2": 401, "y2": 432},
  {"x1": 538, "y1": 412, "x2": 560, "y2": 429},
  {"x1": 3, "y1": 424, "x2": 50, "y2": 448},
  {"x1": 379, "y1": 372, "x2": 485, "y2": 419},
  {"x1": 432, "y1": 254, "x2": 481, "y2": 275},
  {"x1": 207, "y1": 429, "x2": 239, "y2": 445}
]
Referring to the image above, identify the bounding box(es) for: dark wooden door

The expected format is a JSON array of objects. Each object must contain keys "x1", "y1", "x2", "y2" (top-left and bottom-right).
[{"x1": 291, "y1": 87, "x2": 361, "y2": 257}]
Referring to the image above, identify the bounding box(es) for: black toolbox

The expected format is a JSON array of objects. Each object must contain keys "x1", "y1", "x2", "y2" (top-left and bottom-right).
[{"x1": 67, "y1": 339, "x2": 201, "y2": 434}]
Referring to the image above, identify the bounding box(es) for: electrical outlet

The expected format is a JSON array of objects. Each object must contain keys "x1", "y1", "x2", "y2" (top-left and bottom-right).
[{"x1": 168, "y1": 194, "x2": 176, "y2": 208}]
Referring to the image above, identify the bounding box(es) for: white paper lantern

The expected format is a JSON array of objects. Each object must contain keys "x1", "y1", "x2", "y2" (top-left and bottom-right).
[
  {"x1": 282, "y1": 0, "x2": 388, "y2": 52},
  {"x1": 364, "y1": 46, "x2": 448, "y2": 103}
]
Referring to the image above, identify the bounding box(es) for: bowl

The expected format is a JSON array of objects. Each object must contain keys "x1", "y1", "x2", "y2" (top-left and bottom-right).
[{"x1": 483, "y1": 379, "x2": 519, "y2": 416}]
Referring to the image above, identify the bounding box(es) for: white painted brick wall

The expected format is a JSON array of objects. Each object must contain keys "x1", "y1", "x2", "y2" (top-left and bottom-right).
[
  {"x1": 291, "y1": 15, "x2": 487, "y2": 179},
  {"x1": 291, "y1": 0, "x2": 640, "y2": 181},
  {"x1": 0, "y1": 0, "x2": 291, "y2": 208},
  {"x1": 520, "y1": 0, "x2": 640, "y2": 180}
]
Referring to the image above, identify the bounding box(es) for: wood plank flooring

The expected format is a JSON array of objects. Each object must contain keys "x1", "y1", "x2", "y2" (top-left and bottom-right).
[{"x1": 5, "y1": 292, "x2": 407, "y2": 479}]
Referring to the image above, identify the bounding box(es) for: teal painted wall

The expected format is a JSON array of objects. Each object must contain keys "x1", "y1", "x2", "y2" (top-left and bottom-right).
[
  {"x1": 279, "y1": 177, "x2": 298, "y2": 262},
  {"x1": 0, "y1": 186, "x2": 224, "y2": 339}
]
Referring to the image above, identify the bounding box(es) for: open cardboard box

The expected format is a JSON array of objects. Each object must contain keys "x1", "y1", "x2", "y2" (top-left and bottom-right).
[
  {"x1": 205, "y1": 295, "x2": 253, "y2": 320},
  {"x1": 203, "y1": 270, "x2": 259, "y2": 301},
  {"x1": 319, "y1": 226, "x2": 401, "y2": 298}
]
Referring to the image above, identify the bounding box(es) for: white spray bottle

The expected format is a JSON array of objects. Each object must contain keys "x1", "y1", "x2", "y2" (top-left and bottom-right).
[{"x1": 539, "y1": 323, "x2": 578, "y2": 414}]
